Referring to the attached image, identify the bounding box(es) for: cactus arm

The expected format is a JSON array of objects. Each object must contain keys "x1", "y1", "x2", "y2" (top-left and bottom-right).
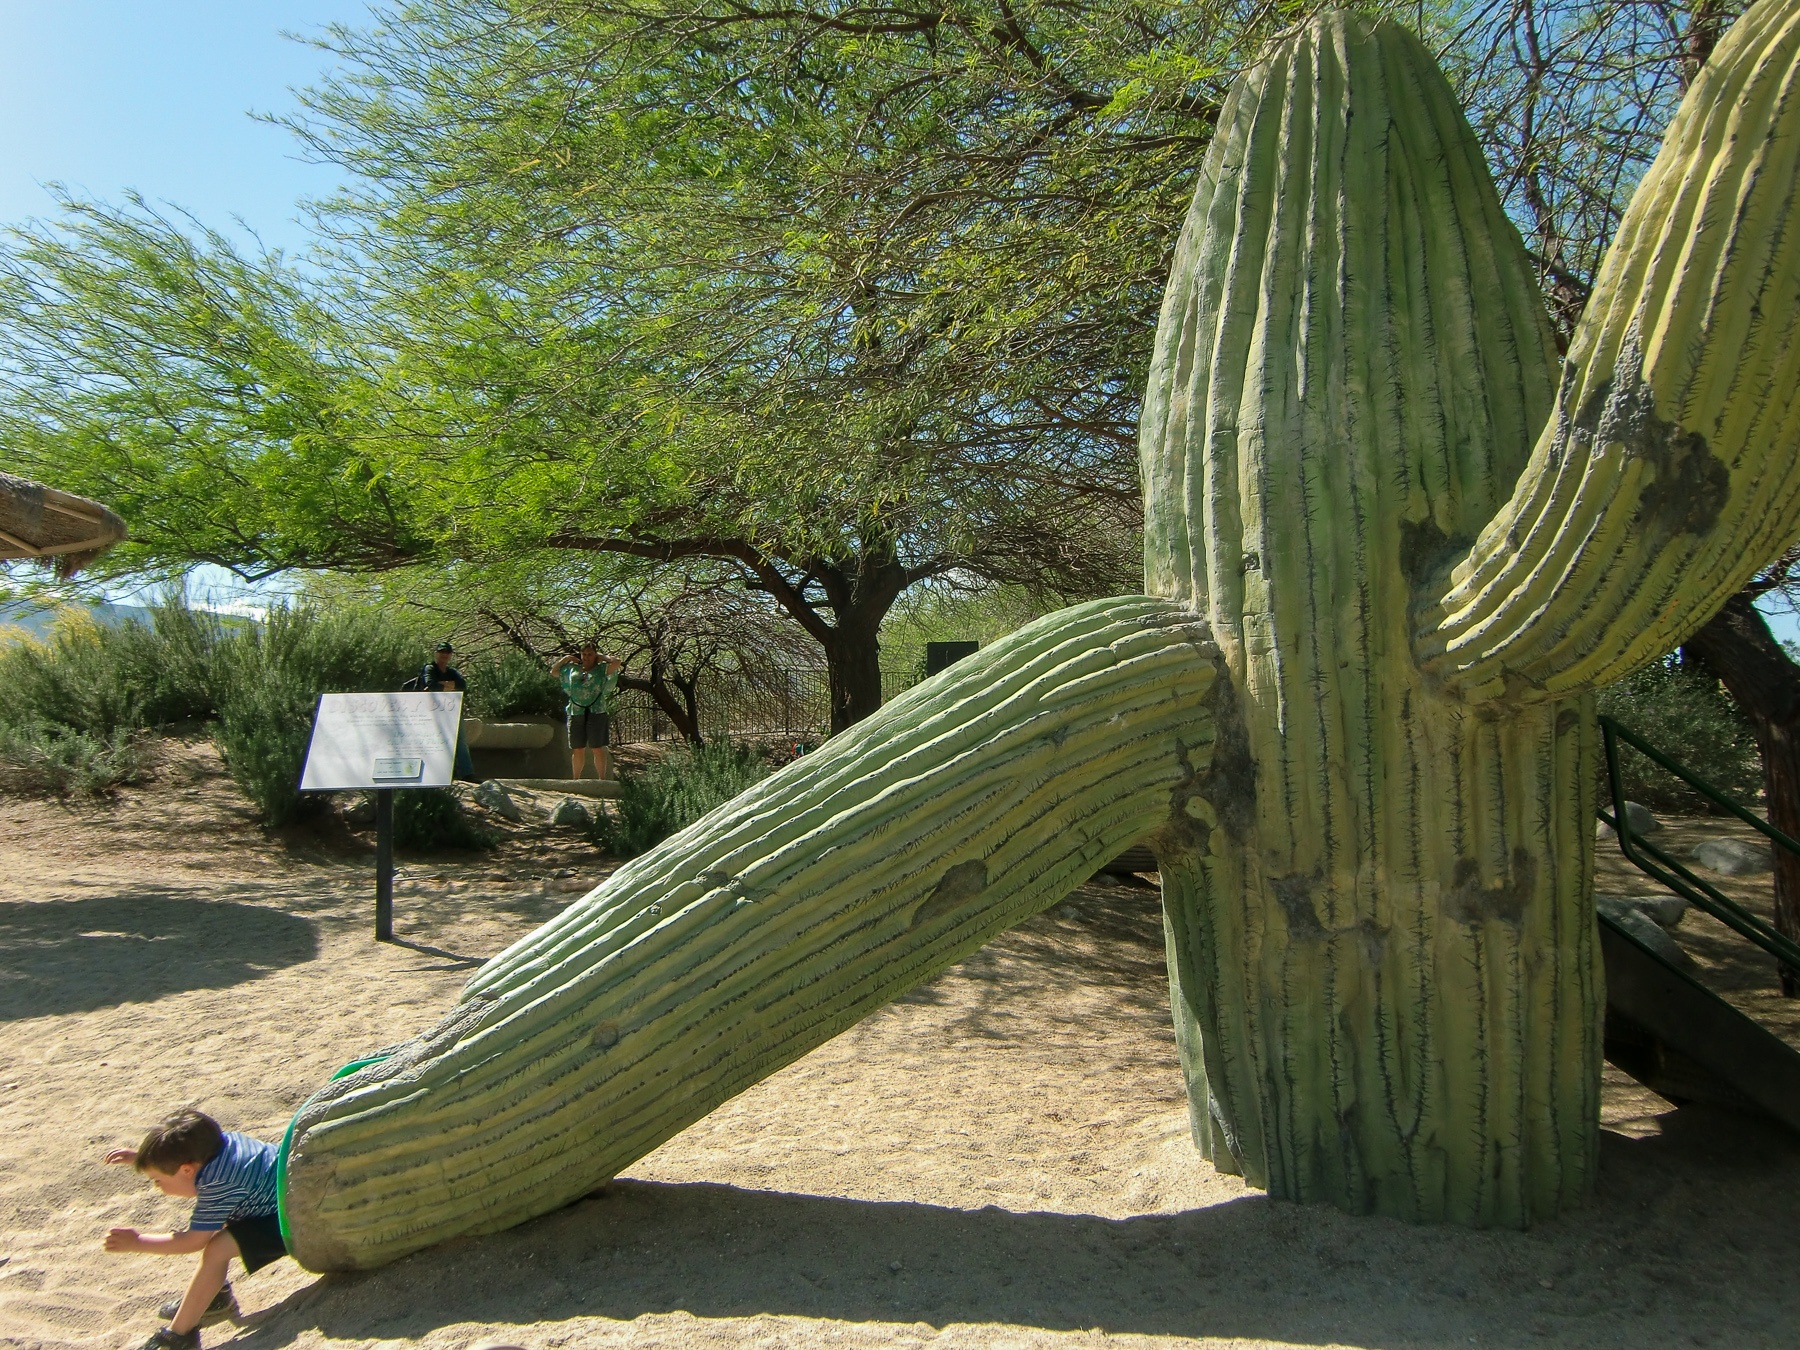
[
  {"x1": 280, "y1": 596, "x2": 1220, "y2": 1270},
  {"x1": 1414, "y1": 0, "x2": 1800, "y2": 703}
]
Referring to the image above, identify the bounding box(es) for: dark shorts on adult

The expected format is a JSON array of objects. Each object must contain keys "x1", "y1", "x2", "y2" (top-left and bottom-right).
[{"x1": 569, "y1": 707, "x2": 609, "y2": 749}]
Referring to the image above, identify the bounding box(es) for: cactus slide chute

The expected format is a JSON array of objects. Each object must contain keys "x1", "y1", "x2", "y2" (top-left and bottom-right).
[{"x1": 281, "y1": 598, "x2": 1221, "y2": 1270}]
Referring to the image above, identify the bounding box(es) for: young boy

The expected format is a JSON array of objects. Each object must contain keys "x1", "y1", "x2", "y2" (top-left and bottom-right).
[{"x1": 102, "y1": 1108, "x2": 288, "y2": 1350}]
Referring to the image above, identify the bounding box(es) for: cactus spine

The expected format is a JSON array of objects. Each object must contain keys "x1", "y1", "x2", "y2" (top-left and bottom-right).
[{"x1": 283, "y1": 599, "x2": 1221, "y2": 1269}]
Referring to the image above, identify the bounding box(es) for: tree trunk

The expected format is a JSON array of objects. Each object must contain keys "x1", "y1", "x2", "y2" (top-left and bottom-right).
[
  {"x1": 1684, "y1": 591, "x2": 1800, "y2": 995},
  {"x1": 618, "y1": 673, "x2": 700, "y2": 744},
  {"x1": 813, "y1": 548, "x2": 908, "y2": 735},
  {"x1": 821, "y1": 622, "x2": 885, "y2": 734}
]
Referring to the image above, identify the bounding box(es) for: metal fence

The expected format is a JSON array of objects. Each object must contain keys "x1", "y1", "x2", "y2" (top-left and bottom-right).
[{"x1": 610, "y1": 666, "x2": 926, "y2": 744}]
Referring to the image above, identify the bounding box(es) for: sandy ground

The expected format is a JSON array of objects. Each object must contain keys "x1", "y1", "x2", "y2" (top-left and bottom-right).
[{"x1": 3, "y1": 740, "x2": 1799, "y2": 1350}]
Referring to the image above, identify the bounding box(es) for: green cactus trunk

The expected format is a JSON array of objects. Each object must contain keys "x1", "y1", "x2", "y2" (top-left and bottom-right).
[
  {"x1": 1137, "y1": 14, "x2": 1599, "y2": 1224},
  {"x1": 283, "y1": 598, "x2": 1220, "y2": 1270},
  {"x1": 1153, "y1": 701, "x2": 1603, "y2": 1223}
]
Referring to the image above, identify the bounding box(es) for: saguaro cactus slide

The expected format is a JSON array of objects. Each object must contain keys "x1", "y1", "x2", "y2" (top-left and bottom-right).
[
  {"x1": 281, "y1": 5, "x2": 1800, "y2": 1266},
  {"x1": 282, "y1": 601, "x2": 1224, "y2": 1268}
]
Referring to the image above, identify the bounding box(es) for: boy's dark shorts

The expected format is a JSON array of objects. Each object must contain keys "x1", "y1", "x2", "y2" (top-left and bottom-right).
[
  {"x1": 568, "y1": 707, "x2": 610, "y2": 749},
  {"x1": 224, "y1": 1213, "x2": 288, "y2": 1273}
]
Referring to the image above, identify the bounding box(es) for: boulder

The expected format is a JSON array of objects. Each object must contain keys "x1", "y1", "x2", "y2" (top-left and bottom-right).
[
  {"x1": 1596, "y1": 894, "x2": 1693, "y2": 968},
  {"x1": 1595, "y1": 891, "x2": 1687, "y2": 929},
  {"x1": 473, "y1": 779, "x2": 524, "y2": 823},
  {"x1": 550, "y1": 796, "x2": 592, "y2": 829},
  {"x1": 1596, "y1": 800, "x2": 1661, "y2": 839},
  {"x1": 1690, "y1": 837, "x2": 1774, "y2": 877}
]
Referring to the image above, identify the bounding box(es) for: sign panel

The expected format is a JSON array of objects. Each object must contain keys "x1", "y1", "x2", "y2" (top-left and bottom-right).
[{"x1": 300, "y1": 692, "x2": 462, "y2": 791}]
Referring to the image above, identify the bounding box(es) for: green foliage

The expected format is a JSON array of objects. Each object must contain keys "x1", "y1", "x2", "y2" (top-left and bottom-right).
[
  {"x1": 395, "y1": 787, "x2": 494, "y2": 851},
  {"x1": 593, "y1": 741, "x2": 771, "y2": 859},
  {"x1": 0, "y1": 194, "x2": 430, "y2": 577},
  {"x1": 0, "y1": 717, "x2": 156, "y2": 795},
  {"x1": 0, "y1": 602, "x2": 215, "y2": 734},
  {"x1": 208, "y1": 604, "x2": 423, "y2": 823},
  {"x1": 1595, "y1": 656, "x2": 1764, "y2": 813},
  {"x1": 463, "y1": 647, "x2": 563, "y2": 719}
]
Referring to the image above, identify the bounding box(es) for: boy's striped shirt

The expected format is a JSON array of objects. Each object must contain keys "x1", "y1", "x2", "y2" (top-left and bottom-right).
[{"x1": 189, "y1": 1131, "x2": 280, "y2": 1230}]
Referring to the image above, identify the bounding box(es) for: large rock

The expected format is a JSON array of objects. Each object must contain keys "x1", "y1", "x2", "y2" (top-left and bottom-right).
[
  {"x1": 1691, "y1": 837, "x2": 1774, "y2": 877},
  {"x1": 1595, "y1": 891, "x2": 1687, "y2": 929},
  {"x1": 1596, "y1": 801, "x2": 1661, "y2": 840},
  {"x1": 1597, "y1": 894, "x2": 1693, "y2": 968},
  {"x1": 550, "y1": 796, "x2": 592, "y2": 829},
  {"x1": 473, "y1": 779, "x2": 523, "y2": 823}
]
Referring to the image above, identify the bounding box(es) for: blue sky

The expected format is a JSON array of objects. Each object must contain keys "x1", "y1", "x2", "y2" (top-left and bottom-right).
[
  {"x1": 0, "y1": 2, "x2": 365, "y2": 610},
  {"x1": 0, "y1": 2, "x2": 1795, "y2": 642},
  {"x1": 0, "y1": 1, "x2": 371, "y2": 255}
]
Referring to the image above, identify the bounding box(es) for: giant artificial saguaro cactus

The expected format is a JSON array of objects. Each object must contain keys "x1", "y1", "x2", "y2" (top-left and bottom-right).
[
  {"x1": 280, "y1": 6, "x2": 1800, "y2": 1265},
  {"x1": 1142, "y1": 2, "x2": 1800, "y2": 1224}
]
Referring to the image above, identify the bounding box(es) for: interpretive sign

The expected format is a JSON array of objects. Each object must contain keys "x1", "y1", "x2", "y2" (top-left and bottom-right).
[
  {"x1": 300, "y1": 692, "x2": 462, "y2": 792},
  {"x1": 299, "y1": 692, "x2": 465, "y2": 943}
]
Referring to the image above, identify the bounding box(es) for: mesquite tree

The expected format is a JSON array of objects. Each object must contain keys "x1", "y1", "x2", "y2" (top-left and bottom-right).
[{"x1": 278, "y1": 6, "x2": 1800, "y2": 1266}]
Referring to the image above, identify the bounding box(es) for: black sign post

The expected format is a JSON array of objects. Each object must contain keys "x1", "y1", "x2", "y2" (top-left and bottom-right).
[
  {"x1": 924, "y1": 641, "x2": 980, "y2": 677},
  {"x1": 374, "y1": 788, "x2": 396, "y2": 942}
]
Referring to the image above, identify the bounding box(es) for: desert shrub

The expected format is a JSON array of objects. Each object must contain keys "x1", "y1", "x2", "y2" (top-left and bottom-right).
[
  {"x1": 0, "y1": 609, "x2": 165, "y2": 734},
  {"x1": 0, "y1": 597, "x2": 440, "y2": 816},
  {"x1": 143, "y1": 599, "x2": 232, "y2": 718},
  {"x1": 465, "y1": 648, "x2": 564, "y2": 719},
  {"x1": 1594, "y1": 655, "x2": 1763, "y2": 814},
  {"x1": 0, "y1": 596, "x2": 231, "y2": 735},
  {"x1": 209, "y1": 604, "x2": 425, "y2": 823},
  {"x1": 593, "y1": 739, "x2": 770, "y2": 859},
  {"x1": 395, "y1": 787, "x2": 494, "y2": 851},
  {"x1": 0, "y1": 718, "x2": 157, "y2": 795}
]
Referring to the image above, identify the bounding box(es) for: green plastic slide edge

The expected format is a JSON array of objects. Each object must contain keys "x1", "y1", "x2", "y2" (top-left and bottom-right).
[{"x1": 275, "y1": 1055, "x2": 393, "y2": 1249}]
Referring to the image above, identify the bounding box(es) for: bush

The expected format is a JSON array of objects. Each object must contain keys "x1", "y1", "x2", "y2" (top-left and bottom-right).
[
  {"x1": 395, "y1": 787, "x2": 494, "y2": 851},
  {"x1": 0, "y1": 718, "x2": 157, "y2": 795},
  {"x1": 465, "y1": 648, "x2": 564, "y2": 719},
  {"x1": 0, "y1": 597, "x2": 245, "y2": 733},
  {"x1": 209, "y1": 604, "x2": 424, "y2": 823},
  {"x1": 1594, "y1": 656, "x2": 1763, "y2": 813},
  {"x1": 0, "y1": 596, "x2": 438, "y2": 818},
  {"x1": 593, "y1": 740, "x2": 770, "y2": 859}
]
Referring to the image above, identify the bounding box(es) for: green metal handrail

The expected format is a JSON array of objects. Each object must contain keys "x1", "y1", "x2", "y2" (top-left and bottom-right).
[{"x1": 1598, "y1": 714, "x2": 1800, "y2": 975}]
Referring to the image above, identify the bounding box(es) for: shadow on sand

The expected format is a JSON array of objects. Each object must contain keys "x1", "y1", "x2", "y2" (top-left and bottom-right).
[
  {"x1": 0, "y1": 890, "x2": 318, "y2": 1020},
  {"x1": 230, "y1": 1107, "x2": 1800, "y2": 1350}
]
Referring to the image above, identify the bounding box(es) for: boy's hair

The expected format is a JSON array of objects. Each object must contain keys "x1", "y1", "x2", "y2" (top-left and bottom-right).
[{"x1": 135, "y1": 1108, "x2": 225, "y2": 1174}]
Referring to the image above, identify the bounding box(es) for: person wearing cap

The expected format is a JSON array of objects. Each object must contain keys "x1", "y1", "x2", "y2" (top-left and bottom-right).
[{"x1": 418, "y1": 642, "x2": 476, "y2": 781}]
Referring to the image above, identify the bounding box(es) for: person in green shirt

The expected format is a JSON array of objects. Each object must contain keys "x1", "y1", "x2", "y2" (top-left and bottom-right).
[{"x1": 550, "y1": 642, "x2": 623, "y2": 780}]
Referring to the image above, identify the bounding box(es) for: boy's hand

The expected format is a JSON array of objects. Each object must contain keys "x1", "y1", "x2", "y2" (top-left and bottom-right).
[
  {"x1": 103, "y1": 1227, "x2": 143, "y2": 1252},
  {"x1": 104, "y1": 1148, "x2": 137, "y2": 1165}
]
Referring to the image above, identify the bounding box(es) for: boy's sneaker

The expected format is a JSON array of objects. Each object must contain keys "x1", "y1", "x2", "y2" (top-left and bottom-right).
[
  {"x1": 138, "y1": 1330, "x2": 199, "y2": 1350},
  {"x1": 155, "y1": 1284, "x2": 236, "y2": 1324}
]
